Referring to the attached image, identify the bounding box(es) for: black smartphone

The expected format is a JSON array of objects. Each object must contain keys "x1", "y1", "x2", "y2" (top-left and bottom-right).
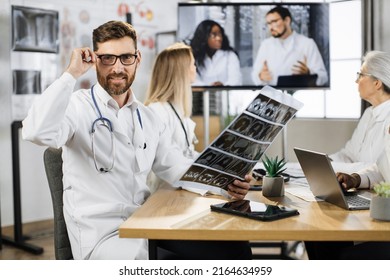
[
  {"x1": 210, "y1": 200, "x2": 299, "y2": 221},
  {"x1": 249, "y1": 184, "x2": 262, "y2": 191}
]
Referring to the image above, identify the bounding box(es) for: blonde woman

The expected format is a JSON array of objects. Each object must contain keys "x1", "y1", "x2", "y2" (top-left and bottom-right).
[
  {"x1": 144, "y1": 43, "x2": 252, "y2": 260},
  {"x1": 145, "y1": 42, "x2": 199, "y2": 160}
]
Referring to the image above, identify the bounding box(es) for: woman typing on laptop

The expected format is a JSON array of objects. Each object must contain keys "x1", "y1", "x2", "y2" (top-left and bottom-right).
[
  {"x1": 329, "y1": 51, "x2": 390, "y2": 171},
  {"x1": 305, "y1": 50, "x2": 390, "y2": 260},
  {"x1": 336, "y1": 50, "x2": 390, "y2": 192}
]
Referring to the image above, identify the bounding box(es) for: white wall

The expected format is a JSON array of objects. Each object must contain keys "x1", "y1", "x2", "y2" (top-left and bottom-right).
[{"x1": 266, "y1": 118, "x2": 358, "y2": 162}]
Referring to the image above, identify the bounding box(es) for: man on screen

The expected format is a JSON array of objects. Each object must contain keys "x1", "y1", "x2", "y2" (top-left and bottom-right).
[{"x1": 251, "y1": 6, "x2": 328, "y2": 87}]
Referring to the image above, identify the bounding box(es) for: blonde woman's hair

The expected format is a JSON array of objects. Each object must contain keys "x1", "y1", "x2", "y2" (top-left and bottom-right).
[{"x1": 145, "y1": 42, "x2": 193, "y2": 117}]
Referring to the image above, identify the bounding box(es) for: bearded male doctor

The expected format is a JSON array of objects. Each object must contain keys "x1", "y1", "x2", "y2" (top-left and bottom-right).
[{"x1": 22, "y1": 21, "x2": 252, "y2": 260}]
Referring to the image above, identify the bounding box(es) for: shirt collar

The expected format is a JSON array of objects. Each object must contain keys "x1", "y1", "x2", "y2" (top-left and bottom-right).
[
  {"x1": 278, "y1": 30, "x2": 295, "y2": 48},
  {"x1": 94, "y1": 82, "x2": 139, "y2": 110},
  {"x1": 372, "y1": 99, "x2": 390, "y2": 121}
]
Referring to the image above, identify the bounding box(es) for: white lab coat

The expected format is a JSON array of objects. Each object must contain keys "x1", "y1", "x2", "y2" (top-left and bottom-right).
[
  {"x1": 357, "y1": 126, "x2": 390, "y2": 188},
  {"x1": 330, "y1": 100, "x2": 390, "y2": 166},
  {"x1": 193, "y1": 49, "x2": 242, "y2": 86},
  {"x1": 22, "y1": 73, "x2": 193, "y2": 259},
  {"x1": 147, "y1": 102, "x2": 198, "y2": 158},
  {"x1": 251, "y1": 31, "x2": 328, "y2": 86},
  {"x1": 147, "y1": 102, "x2": 199, "y2": 192}
]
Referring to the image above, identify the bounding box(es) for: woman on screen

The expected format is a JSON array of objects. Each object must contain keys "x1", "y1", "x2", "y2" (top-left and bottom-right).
[{"x1": 190, "y1": 19, "x2": 242, "y2": 86}]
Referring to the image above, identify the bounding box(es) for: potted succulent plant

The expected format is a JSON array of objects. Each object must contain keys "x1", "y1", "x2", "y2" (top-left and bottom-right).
[
  {"x1": 261, "y1": 155, "x2": 287, "y2": 197},
  {"x1": 370, "y1": 182, "x2": 390, "y2": 221}
]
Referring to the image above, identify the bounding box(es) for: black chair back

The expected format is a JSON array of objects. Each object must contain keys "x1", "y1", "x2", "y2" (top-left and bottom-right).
[{"x1": 43, "y1": 147, "x2": 73, "y2": 260}]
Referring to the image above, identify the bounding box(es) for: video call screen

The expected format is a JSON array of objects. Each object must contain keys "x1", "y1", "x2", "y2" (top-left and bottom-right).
[{"x1": 178, "y1": 2, "x2": 330, "y2": 90}]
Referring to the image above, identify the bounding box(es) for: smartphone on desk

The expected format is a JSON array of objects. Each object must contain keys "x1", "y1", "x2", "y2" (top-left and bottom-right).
[{"x1": 210, "y1": 200, "x2": 299, "y2": 221}]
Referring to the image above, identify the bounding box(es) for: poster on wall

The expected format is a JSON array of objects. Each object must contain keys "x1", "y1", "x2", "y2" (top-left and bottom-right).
[{"x1": 174, "y1": 86, "x2": 304, "y2": 197}]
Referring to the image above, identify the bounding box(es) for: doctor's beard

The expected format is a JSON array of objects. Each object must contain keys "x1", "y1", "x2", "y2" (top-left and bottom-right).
[{"x1": 97, "y1": 70, "x2": 136, "y2": 96}]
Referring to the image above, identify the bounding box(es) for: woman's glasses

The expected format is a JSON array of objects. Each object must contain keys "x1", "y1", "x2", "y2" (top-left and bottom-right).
[
  {"x1": 356, "y1": 72, "x2": 374, "y2": 81},
  {"x1": 209, "y1": 32, "x2": 222, "y2": 39}
]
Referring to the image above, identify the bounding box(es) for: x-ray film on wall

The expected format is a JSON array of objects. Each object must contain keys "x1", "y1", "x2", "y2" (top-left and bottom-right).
[{"x1": 12, "y1": 6, "x2": 59, "y2": 53}]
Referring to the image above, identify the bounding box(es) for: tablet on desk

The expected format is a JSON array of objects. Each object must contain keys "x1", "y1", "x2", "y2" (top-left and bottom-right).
[{"x1": 210, "y1": 200, "x2": 299, "y2": 221}]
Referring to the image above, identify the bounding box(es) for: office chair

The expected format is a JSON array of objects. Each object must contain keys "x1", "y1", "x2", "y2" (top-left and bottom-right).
[{"x1": 43, "y1": 147, "x2": 73, "y2": 260}]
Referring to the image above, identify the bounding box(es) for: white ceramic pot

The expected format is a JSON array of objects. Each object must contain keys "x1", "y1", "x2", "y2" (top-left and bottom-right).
[
  {"x1": 370, "y1": 195, "x2": 390, "y2": 221},
  {"x1": 262, "y1": 176, "x2": 284, "y2": 197}
]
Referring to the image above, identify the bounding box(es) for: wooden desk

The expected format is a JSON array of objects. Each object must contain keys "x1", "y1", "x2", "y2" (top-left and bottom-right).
[{"x1": 119, "y1": 183, "x2": 390, "y2": 257}]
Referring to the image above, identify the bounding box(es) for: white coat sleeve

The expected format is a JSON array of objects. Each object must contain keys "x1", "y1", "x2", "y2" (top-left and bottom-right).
[
  {"x1": 22, "y1": 72, "x2": 78, "y2": 148},
  {"x1": 357, "y1": 163, "x2": 384, "y2": 189}
]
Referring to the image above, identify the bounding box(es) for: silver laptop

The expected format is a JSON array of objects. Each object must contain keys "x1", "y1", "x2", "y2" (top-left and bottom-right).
[{"x1": 294, "y1": 147, "x2": 371, "y2": 210}]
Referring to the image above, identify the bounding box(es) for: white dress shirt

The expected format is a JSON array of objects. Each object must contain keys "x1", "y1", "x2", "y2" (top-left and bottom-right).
[
  {"x1": 330, "y1": 100, "x2": 390, "y2": 167},
  {"x1": 251, "y1": 31, "x2": 328, "y2": 86},
  {"x1": 194, "y1": 49, "x2": 242, "y2": 86},
  {"x1": 22, "y1": 73, "x2": 193, "y2": 259}
]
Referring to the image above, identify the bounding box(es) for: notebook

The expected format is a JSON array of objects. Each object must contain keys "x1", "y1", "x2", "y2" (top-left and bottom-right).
[{"x1": 293, "y1": 147, "x2": 371, "y2": 210}]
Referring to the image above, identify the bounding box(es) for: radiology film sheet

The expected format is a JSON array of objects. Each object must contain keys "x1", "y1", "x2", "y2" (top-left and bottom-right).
[{"x1": 175, "y1": 86, "x2": 304, "y2": 197}]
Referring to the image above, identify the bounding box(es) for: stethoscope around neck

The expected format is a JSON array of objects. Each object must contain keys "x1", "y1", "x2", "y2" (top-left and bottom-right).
[
  {"x1": 168, "y1": 101, "x2": 197, "y2": 158},
  {"x1": 90, "y1": 85, "x2": 143, "y2": 173}
]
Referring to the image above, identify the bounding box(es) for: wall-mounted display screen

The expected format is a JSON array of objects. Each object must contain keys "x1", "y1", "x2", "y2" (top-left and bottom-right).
[{"x1": 178, "y1": 2, "x2": 330, "y2": 91}]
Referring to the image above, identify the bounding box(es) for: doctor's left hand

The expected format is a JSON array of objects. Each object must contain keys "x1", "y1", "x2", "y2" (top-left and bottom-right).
[{"x1": 227, "y1": 174, "x2": 252, "y2": 200}]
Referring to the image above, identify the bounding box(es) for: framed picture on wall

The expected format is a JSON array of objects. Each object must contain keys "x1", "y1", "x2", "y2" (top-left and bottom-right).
[{"x1": 12, "y1": 5, "x2": 59, "y2": 53}]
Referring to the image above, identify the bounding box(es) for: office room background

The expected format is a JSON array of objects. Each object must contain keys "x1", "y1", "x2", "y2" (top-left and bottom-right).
[{"x1": 0, "y1": 0, "x2": 389, "y2": 232}]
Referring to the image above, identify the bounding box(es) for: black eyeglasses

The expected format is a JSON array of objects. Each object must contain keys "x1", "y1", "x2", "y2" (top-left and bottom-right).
[
  {"x1": 356, "y1": 72, "x2": 374, "y2": 81},
  {"x1": 97, "y1": 53, "x2": 138, "y2": 66}
]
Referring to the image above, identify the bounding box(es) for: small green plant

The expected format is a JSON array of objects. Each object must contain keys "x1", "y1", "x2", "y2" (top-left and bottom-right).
[
  {"x1": 261, "y1": 155, "x2": 287, "y2": 178},
  {"x1": 373, "y1": 182, "x2": 390, "y2": 198}
]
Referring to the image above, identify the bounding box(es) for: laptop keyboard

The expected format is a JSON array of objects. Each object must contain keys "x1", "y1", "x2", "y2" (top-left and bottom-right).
[{"x1": 346, "y1": 195, "x2": 371, "y2": 207}]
